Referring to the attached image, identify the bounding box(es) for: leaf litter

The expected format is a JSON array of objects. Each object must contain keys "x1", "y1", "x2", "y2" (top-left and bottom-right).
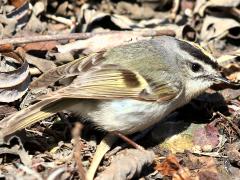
[{"x1": 0, "y1": 0, "x2": 239, "y2": 179}]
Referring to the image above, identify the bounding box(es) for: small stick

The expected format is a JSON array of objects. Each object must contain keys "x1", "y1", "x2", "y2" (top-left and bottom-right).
[
  {"x1": 72, "y1": 122, "x2": 86, "y2": 180},
  {"x1": 0, "y1": 30, "x2": 176, "y2": 45}
]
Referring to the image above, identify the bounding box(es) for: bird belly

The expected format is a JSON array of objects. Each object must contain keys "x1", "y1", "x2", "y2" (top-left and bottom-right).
[{"x1": 88, "y1": 99, "x2": 173, "y2": 134}]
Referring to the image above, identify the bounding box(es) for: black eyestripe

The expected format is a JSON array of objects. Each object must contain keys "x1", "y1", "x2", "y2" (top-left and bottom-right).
[{"x1": 177, "y1": 40, "x2": 219, "y2": 69}]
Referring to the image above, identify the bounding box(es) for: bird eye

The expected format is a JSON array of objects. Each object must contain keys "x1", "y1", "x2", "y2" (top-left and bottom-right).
[{"x1": 191, "y1": 63, "x2": 201, "y2": 72}]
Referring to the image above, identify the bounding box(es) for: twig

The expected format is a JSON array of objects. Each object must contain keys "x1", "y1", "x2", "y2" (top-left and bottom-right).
[
  {"x1": 191, "y1": 151, "x2": 227, "y2": 158},
  {"x1": 45, "y1": 14, "x2": 74, "y2": 27},
  {"x1": 0, "y1": 30, "x2": 176, "y2": 45},
  {"x1": 72, "y1": 122, "x2": 86, "y2": 180}
]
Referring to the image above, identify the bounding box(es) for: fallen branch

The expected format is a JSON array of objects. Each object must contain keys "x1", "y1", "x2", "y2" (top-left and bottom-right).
[{"x1": 0, "y1": 30, "x2": 176, "y2": 45}]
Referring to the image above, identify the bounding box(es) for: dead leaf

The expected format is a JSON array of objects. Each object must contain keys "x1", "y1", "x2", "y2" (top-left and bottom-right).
[
  {"x1": 225, "y1": 142, "x2": 240, "y2": 167},
  {"x1": 172, "y1": 167, "x2": 192, "y2": 180},
  {"x1": 200, "y1": 16, "x2": 240, "y2": 41},
  {"x1": 155, "y1": 155, "x2": 181, "y2": 176},
  {"x1": 154, "y1": 24, "x2": 195, "y2": 40},
  {"x1": 24, "y1": 53, "x2": 56, "y2": 72},
  {"x1": 9, "y1": 0, "x2": 27, "y2": 9},
  {"x1": 0, "y1": 44, "x2": 14, "y2": 53},
  {"x1": 6, "y1": 0, "x2": 30, "y2": 30},
  {"x1": 219, "y1": 88, "x2": 240, "y2": 101},
  {"x1": 187, "y1": 153, "x2": 220, "y2": 179},
  {"x1": 24, "y1": 12, "x2": 46, "y2": 33},
  {"x1": 194, "y1": 0, "x2": 240, "y2": 16},
  {"x1": 0, "y1": 15, "x2": 17, "y2": 36},
  {"x1": 95, "y1": 149, "x2": 155, "y2": 180},
  {"x1": 0, "y1": 136, "x2": 32, "y2": 166},
  {"x1": 0, "y1": 51, "x2": 30, "y2": 102},
  {"x1": 115, "y1": 1, "x2": 155, "y2": 20},
  {"x1": 0, "y1": 105, "x2": 17, "y2": 120},
  {"x1": 217, "y1": 49, "x2": 240, "y2": 65},
  {"x1": 193, "y1": 124, "x2": 220, "y2": 151},
  {"x1": 79, "y1": 4, "x2": 136, "y2": 32},
  {"x1": 32, "y1": 1, "x2": 46, "y2": 17},
  {"x1": 23, "y1": 41, "x2": 58, "y2": 52}
]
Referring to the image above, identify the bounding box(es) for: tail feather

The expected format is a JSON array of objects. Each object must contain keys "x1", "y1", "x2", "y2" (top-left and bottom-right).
[{"x1": 0, "y1": 98, "x2": 79, "y2": 142}]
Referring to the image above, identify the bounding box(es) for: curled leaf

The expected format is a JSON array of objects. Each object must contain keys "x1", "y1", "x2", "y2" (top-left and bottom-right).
[
  {"x1": 0, "y1": 136, "x2": 32, "y2": 166},
  {"x1": 194, "y1": 0, "x2": 240, "y2": 16},
  {"x1": 95, "y1": 149, "x2": 155, "y2": 180},
  {"x1": 0, "y1": 52, "x2": 30, "y2": 102},
  {"x1": 200, "y1": 16, "x2": 240, "y2": 41}
]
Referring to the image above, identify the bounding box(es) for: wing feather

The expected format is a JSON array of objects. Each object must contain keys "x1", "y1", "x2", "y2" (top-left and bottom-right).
[
  {"x1": 41, "y1": 65, "x2": 181, "y2": 102},
  {"x1": 30, "y1": 52, "x2": 105, "y2": 88}
]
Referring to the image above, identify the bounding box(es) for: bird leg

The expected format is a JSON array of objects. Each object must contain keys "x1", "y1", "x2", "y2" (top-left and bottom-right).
[
  {"x1": 106, "y1": 128, "x2": 151, "y2": 157},
  {"x1": 86, "y1": 133, "x2": 118, "y2": 180},
  {"x1": 86, "y1": 131, "x2": 144, "y2": 180},
  {"x1": 112, "y1": 131, "x2": 144, "y2": 150}
]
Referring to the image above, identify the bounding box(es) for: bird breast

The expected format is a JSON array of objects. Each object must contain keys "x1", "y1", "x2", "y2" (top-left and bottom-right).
[{"x1": 86, "y1": 99, "x2": 179, "y2": 134}]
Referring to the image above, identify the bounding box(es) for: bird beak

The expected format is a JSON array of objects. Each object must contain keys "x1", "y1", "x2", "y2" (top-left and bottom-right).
[
  {"x1": 210, "y1": 73, "x2": 240, "y2": 86},
  {"x1": 212, "y1": 75, "x2": 231, "y2": 84}
]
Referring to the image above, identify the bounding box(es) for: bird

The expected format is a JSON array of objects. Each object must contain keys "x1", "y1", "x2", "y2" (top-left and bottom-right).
[{"x1": 0, "y1": 36, "x2": 230, "y2": 179}]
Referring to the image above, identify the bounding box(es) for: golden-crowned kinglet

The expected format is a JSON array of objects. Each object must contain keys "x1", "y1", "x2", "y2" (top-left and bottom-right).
[
  {"x1": 0, "y1": 35, "x2": 232, "y2": 180},
  {"x1": 0, "y1": 36, "x2": 230, "y2": 139}
]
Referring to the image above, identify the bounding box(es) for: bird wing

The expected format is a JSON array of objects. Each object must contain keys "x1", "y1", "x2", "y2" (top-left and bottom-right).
[
  {"x1": 0, "y1": 53, "x2": 182, "y2": 142},
  {"x1": 41, "y1": 64, "x2": 182, "y2": 102},
  {"x1": 31, "y1": 51, "x2": 182, "y2": 102},
  {"x1": 30, "y1": 52, "x2": 105, "y2": 88}
]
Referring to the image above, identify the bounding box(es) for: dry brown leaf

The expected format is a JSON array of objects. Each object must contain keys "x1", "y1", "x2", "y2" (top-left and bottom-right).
[
  {"x1": 226, "y1": 142, "x2": 240, "y2": 167},
  {"x1": 95, "y1": 149, "x2": 155, "y2": 180},
  {"x1": 80, "y1": 4, "x2": 136, "y2": 29},
  {"x1": 200, "y1": 16, "x2": 240, "y2": 41},
  {"x1": 228, "y1": 72, "x2": 240, "y2": 82},
  {"x1": 0, "y1": 44, "x2": 14, "y2": 53},
  {"x1": 187, "y1": 154, "x2": 220, "y2": 179},
  {"x1": 154, "y1": 24, "x2": 196, "y2": 40},
  {"x1": 0, "y1": 15, "x2": 17, "y2": 36},
  {"x1": 154, "y1": 154, "x2": 181, "y2": 176},
  {"x1": 219, "y1": 88, "x2": 240, "y2": 101},
  {"x1": 172, "y1": 167, "x2": 192, "y2": 180},
  {"x1": 0, "y1": 51, "x2": 30, "y2": 102},
  {"x1": 23, "y1": 41, "x2": 58, "y2": 52},
  {"x1": 0, "y1": 136, "x2": 32, "y2": 166},
  {"x1": 24, "y1": 12, "x2": 46, "y2": 33},
  {"x1": 194, "y1": 0, "x2": 240, "y2": 16},
  {"x1": 0, "y1": 105, "x2": 17, "y2": 120},
  {"x1": 217, "y1": 49, "x2": 240, "y2": 65},
  {"x1": 115, "y1": 1, "x2": 155, "y2": 20},
  {"x1": 9, "y1": 0, "x2": 27, "y2": 8},
  {"x1": 24, "y1": 53, "x2": 56, "y2": 72},
  {"x1": 193, "y1": 124, "x2": 220, "y2": 152},
  {"x1": 32, "y1": 1, "x2": 46, "y2": 17},
  {"x1": 6, "y1": 0, "x2": 30, "y2": 30},
  {"x1": 154, "y1": 154, "x2": 192, "y2": 179}
]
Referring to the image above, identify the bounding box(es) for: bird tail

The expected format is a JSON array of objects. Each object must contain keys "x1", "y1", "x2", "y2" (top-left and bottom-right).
[{"x1": 0, "y1": 98, "x2": 78, "y2": 143}]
